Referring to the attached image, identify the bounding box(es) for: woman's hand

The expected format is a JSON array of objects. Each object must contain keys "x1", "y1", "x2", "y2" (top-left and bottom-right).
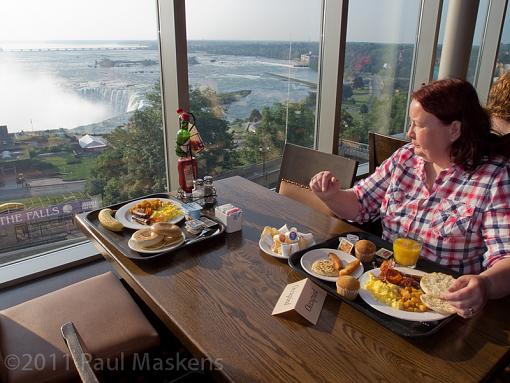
[
  {"x1": 441, "y1": 275, "x2": 489, "y2": 318},
  {"x1": 309, "y1": 171, "x2": 340, "y2": 200}
]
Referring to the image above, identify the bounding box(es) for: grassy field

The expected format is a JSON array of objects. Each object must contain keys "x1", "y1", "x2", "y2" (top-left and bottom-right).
[{"x1": 39, "y1": 154, "x2": 97, "y2": 181}]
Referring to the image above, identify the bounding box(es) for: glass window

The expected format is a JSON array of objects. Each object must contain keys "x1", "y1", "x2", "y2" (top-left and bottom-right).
[
  {"x1": 434, "y1": 0, "x2": 489, "y2": 83},
  {"x1": 0, "y1": 0, "x2": 164, "y2": 264},
  {"x1": 185, "y1": 0, "x2": 322, "y2": 188},
  {"x1": 494, "y1": 2, "x2": 510, "y2": 81},
  {"x1": 339, "y1": 0, "x2": 420, "y2": 162}
]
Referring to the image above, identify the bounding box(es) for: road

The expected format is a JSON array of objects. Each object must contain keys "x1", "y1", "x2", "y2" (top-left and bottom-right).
[{"x1": 0, "y1": 177, "x2": 86, "y2": 202}]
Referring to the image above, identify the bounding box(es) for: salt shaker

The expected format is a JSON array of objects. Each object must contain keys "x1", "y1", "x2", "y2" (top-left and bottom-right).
[{"x1": 192, "y1": 178, "x2": 204, "y2": 203}]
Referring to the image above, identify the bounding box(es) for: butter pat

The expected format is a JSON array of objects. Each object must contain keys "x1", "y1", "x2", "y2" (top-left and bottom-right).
[{"x1": 215, "y1": 204, "x2": 243, "y2": 233}]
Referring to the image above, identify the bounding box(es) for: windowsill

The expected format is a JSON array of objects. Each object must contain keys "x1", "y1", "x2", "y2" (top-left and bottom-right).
[{"x1": 0, "y1": 241, "x2": 101, "y2": 289}]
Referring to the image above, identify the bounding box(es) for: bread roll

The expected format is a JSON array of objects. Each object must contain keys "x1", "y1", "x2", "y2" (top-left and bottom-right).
[
  {"x1": 328, "y1": 252, "x2": 343, "y2": 271},
  {"x1": 339, "y1": 258, "x2": 361, "y2": 276}
]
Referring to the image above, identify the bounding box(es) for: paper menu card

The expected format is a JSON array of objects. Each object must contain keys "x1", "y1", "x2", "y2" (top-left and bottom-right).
[{"x1": 272, "y1": 278, "x2": 326, "y2": 325}]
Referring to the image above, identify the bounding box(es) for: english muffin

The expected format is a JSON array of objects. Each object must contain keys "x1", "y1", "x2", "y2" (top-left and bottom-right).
[
  {"x1": 420, "y1": 294, "x2": 456, "y2": 315},
  {"x1": 420, "y1": 272, "x2": 455, "y2": 296},
  {"x1": 151, "y1": 222, "x2": 180, "y2": 234},
  {"x1": 131, "y1": 228, "x2": 164, "y2": 248},
  {"x1": 336, "y1": 275, "x2": 360, "y2": 300}
]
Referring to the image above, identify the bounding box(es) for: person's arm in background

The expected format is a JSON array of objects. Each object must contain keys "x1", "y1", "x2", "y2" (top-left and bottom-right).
[
  {"x1": 309, "y1": 145, "x2": 406, "y2": 223},
  {"x1": 309, "y1": 172, "x2": 360, "y2": 220},
  {"x1": 442, "y1": 164, "x2": 510, "y2": 317}
]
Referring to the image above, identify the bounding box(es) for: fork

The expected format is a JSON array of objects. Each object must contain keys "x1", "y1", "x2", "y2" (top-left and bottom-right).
[{"x1": 184, "y1": 227, "x2": 215, "y2": 245}]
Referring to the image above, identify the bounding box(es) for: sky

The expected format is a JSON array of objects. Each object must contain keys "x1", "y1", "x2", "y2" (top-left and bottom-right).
[
  {"x1": 0, "y1": 0, "x2": 467, "y2": 44},
  {"x1": 0, "y1": 0, "x2": 508, "y2": 44}
]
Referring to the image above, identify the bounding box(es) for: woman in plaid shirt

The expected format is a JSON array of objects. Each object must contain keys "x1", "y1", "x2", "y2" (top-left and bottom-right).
[{"x1": 310, "y1": 79, "x2": 510, "y2": 318}]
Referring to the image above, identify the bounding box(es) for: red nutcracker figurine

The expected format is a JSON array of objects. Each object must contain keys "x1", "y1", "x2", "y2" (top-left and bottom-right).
[{"x1": 175, "y1": 108, "x2": 204, "y2": 194}]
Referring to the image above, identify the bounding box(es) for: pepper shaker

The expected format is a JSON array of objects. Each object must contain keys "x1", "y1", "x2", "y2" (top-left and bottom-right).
[{"x1": 203, "y1": 176, "x2": 216, "y2": 206}]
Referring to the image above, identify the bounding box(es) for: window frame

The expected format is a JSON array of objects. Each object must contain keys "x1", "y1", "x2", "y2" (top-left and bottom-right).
[
  {"x1": 475, "y1": 0, "x2": 509, "y2": 104},
  {"x1": 4, "y1": 0, "x2": 508, "y2": 288}
]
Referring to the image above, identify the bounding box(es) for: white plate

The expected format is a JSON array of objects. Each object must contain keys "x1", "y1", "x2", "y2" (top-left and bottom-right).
[
  {"x1": 300, "y1": 248, "x2": 364, "y2": 282},
  {"x1": 115, "y1": 198, "x2": 184, "y2": 230},
  {"x1": 258, "y1": 234, "x2": 315, "y2": 259},
  {"x1": 128, "y1": 234, "x2": 185, "y2": 254},
  {"x1": 358, "y1": 267, "x2": 451, "y2": 322}
]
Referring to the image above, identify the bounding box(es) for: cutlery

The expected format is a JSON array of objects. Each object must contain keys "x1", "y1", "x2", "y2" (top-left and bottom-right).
[{"x1": 184, "y1": 227, "x2": 216, "y2": 245}]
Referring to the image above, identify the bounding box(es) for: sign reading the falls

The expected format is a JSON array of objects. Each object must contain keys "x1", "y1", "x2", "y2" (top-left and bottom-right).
[{"x1": 0, "y1": 200, "x2": 98, "y2": 227}]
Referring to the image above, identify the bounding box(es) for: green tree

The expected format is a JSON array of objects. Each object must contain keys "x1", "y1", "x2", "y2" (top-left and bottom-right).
[
  {"x1": 86, "y1": 85, "x2": 240, "y2": 204},
  {"x1": 86, "y1": 85, "x2": 166, "y2": 205},
  {"x1": 189, "y1": 87, "x2": 240, "y2": 176},
  {"x1": 241, "y1": 101, "x2": 315, "y2": 163}
]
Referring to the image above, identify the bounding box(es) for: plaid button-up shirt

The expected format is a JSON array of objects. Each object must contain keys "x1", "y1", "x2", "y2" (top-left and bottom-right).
[{"x1": 353, "y1": 144, "x2": 510, "y2": 274}]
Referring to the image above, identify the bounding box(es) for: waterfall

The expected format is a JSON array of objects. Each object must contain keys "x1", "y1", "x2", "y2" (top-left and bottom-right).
[
  {"x1": 126, "y1": 93, "x2": 144, "y2": 112},
  {"x1": 78, "y1": 87, "x2": 146, "y2": 115}
]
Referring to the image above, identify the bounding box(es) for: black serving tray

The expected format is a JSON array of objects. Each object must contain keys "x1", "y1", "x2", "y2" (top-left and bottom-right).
[
  {"x1": 288, "y1": 231, "x2": 460, "y2": 337},
  {"x1": 80, "y1": 193, "x2": 225, "y2": 261}
]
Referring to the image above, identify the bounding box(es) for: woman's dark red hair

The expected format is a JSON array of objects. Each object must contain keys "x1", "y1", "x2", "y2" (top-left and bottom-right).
[{"x1": 412, "y1": 78, "x2": 492, "y2": 171}]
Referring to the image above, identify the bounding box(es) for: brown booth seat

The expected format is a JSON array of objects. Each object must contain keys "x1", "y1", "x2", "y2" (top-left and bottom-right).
[{"x1": 0, "y1": 272, "x2": 160, "y2": 383}]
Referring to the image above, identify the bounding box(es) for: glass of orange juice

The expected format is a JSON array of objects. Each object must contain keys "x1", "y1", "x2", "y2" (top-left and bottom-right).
[{"x1": 393, "y1": 237, "x2": 422, "y2": 268}]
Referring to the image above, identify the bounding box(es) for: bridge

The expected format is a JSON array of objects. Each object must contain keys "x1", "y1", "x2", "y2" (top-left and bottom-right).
[{"x1": 4, "y1": 46, "x2": 149, "y2": 52}]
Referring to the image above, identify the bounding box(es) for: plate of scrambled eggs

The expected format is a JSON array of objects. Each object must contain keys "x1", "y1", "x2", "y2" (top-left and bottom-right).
[
  {"x1": 116, "y1": 198, "x2": 184, "y2": 230},
  {"x1": 359, "y1": 267, "x2": 451, "y2": 322}
]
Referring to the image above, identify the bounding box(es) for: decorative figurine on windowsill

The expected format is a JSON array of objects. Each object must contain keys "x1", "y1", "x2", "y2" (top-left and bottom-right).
[{"x1": 176, "y1": 108, "x2": 204, "y2": 199}]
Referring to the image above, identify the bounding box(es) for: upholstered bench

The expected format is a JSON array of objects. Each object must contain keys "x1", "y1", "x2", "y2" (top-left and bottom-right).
[{"x1": 0, "y1": 272, "x2": 160, "y2": 383}]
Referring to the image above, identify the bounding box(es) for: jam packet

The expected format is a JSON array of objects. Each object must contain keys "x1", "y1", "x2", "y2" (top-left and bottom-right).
[{"x1": 185, "y1": 219, "x2": 205, "y2": 234}]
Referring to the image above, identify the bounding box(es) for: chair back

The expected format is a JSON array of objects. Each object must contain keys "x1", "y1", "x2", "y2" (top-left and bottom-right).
[
  {"x1": 368, "y1": 132, "x2": 408, "y2": 174},
  {"x1": 277, "y1": 143, "x2": 358, "y2": 216}
]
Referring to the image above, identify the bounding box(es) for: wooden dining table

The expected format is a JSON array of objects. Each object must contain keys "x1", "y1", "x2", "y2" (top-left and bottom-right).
[{"x1": 76, "y1": 176, "x2": 510, "y2": 383}]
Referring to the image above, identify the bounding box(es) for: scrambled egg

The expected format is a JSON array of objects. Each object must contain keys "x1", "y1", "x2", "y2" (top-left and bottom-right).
[
  {"x1": 364, "y1": 273, "x2": 402, "y2": 310},
  {"x1": 150, "y1": 202, "x2": 182, "y2": 222}
]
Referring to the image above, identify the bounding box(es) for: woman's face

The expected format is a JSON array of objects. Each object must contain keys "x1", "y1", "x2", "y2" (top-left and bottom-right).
[{"x1": 407, "y1": 100, "x2": 460, "y2": 165}]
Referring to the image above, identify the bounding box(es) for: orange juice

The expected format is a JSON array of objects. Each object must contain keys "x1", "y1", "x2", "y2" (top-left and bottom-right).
[{"x1": 393, "y1": 238, "x2": 422, "y2": 268}]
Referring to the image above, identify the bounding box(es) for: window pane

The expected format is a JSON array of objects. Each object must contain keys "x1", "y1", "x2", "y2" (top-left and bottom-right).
[
  {"x1": 494, "y1": 3, "x2": 510, "y2": 80},
  {"x1": 0, "y1": 0, "x2": 164, "y2": 264},
  {"x1": 434, "y1": 0, "x2": 489, "y2": 83},
  {"x1": 339, "y1": 0, "x2": 420, "y2": 163},
  {"x1": 185, "y1": 0, "x2": 322, "y2": 188}
]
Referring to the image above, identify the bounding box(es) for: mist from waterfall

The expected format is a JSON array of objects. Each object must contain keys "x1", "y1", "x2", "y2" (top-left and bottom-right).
[{"x1": 0, "y1": 59, "x2": 110, "y2": 132}]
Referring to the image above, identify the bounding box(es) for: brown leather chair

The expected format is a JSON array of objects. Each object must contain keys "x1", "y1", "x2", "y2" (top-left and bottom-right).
[
  {"x1": 368, "y1": 132, "x2": 408, "y2": 174},
  {"x1": 277, "y1": 143, "x2": 358, "y2": 217},
  {"x1": 0, "y1": 272, "x2": 160, "y2": 383}
]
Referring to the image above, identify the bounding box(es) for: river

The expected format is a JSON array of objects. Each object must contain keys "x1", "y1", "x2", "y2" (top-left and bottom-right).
[{"x1": 0, "y1": 41, "x2": 318, "y2": 132}]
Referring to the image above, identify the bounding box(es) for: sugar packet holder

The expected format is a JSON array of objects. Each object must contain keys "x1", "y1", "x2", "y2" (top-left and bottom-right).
[{"x1": 215, "y1": 204, "x2": 243, "y2": 233}]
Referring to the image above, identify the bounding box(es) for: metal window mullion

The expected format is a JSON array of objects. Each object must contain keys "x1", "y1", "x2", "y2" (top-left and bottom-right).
[
  {"x1": 475, "y1": 0, "x2": 508, "y2": 104},
  {"x1": 411, "y1": 0, "x2": 443, "y2": 91},
  {"x1": 157, "y1": 0, "x2": 189, "y2": 192},
  {"x1": 438, "y1": 0, "x2": 480, "y2": 79},
  {"x1": 316, "y1": 0, "x2": 348, "y2": 154}
]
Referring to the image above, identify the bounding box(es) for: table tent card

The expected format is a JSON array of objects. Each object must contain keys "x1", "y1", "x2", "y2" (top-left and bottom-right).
[{"x1": 272, "y1": 278, "x2": 326, "y2": 325}]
